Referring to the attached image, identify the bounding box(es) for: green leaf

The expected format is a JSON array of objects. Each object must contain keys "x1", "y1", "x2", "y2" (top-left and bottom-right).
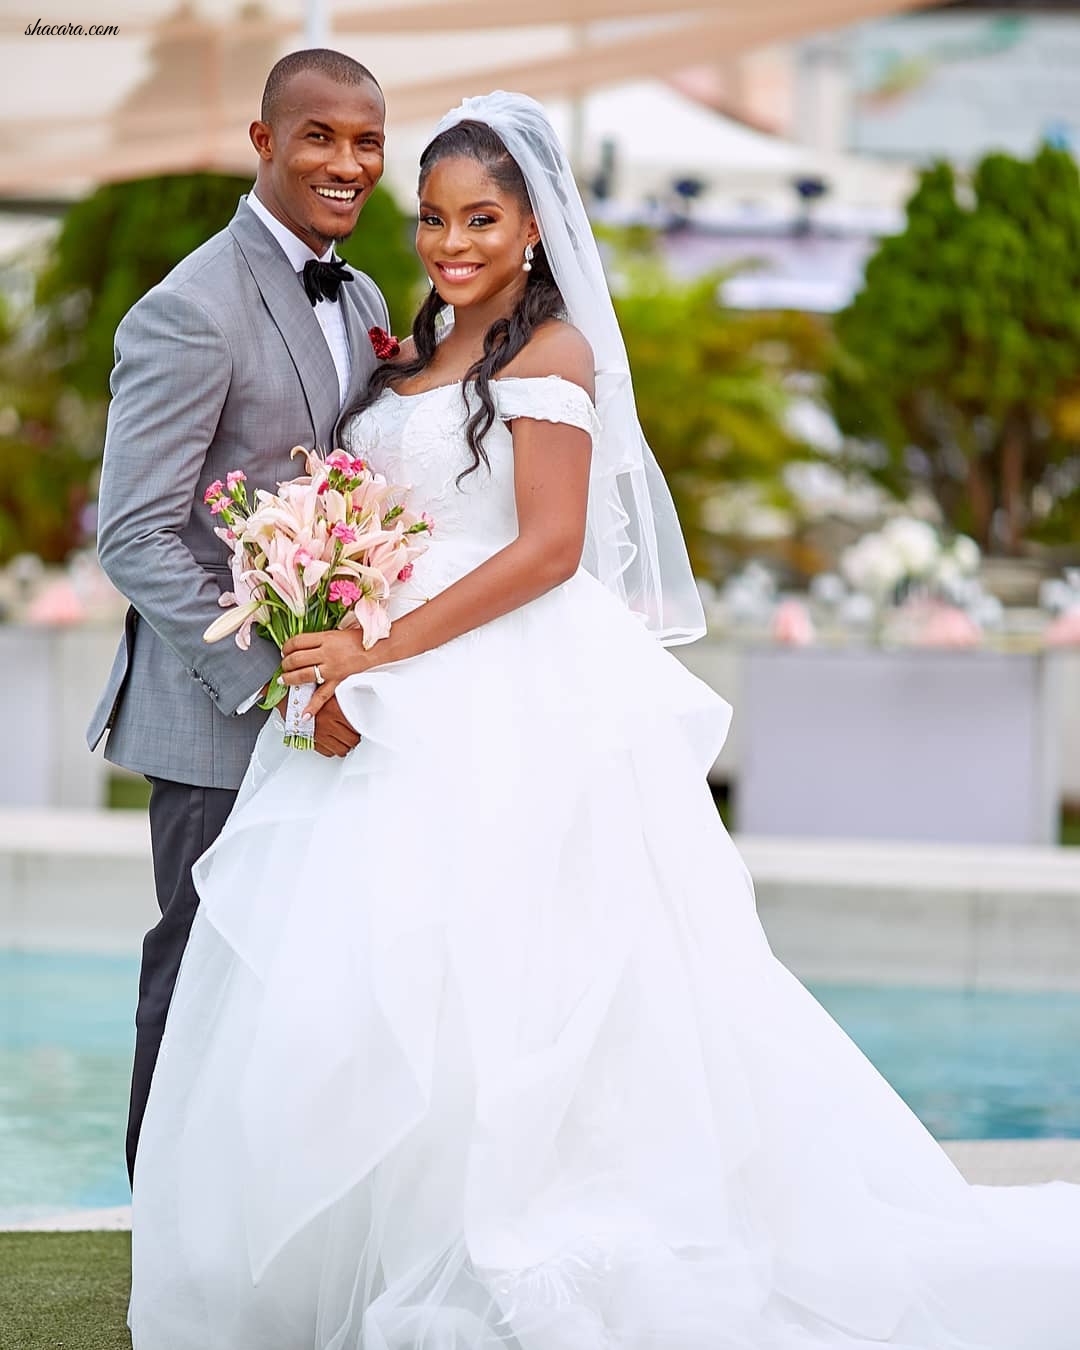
[{"x1": 258, "y1": 670, "x2": 289, "y2": 711}]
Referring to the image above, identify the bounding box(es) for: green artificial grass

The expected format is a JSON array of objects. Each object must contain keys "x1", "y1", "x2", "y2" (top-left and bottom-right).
[
  {"x1": 105, "y1": 774, "x2": 151, "y2": 812},
  {"x1": 0, "y1": 1232, "x2": 131, "y2": 1350}
]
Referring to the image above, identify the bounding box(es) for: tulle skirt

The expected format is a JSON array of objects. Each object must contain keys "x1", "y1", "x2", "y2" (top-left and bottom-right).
[{"x1": 130, "y1": 562, "x2": 1080, "y2": 1349}]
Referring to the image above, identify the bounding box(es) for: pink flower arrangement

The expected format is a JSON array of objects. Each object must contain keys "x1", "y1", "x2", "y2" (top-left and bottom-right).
[
  {"x1": 913, "y1": 601, "x2": 982, "y2": 648},
  {"x1": 1046, "y1": 607, "x2": 1080, "y2": 647},
  {"x1": 771, "y1": 598, "x2": 814, "y2": 646},
  {"x1": 202, "y1": 448, "x2": 433, "y2": 746},
  {"x1": 26, "y1": 579, "x2": 86, "y2": 627}
]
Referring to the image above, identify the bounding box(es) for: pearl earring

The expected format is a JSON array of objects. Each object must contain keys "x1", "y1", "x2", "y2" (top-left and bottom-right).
[{"x1": 522, "y1": 243, "x2": 535, "y2": 273}]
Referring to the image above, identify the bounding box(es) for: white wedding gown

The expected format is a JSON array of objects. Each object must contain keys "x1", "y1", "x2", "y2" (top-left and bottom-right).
[{"x1": 130, "y1": 377, "x2": 1080, "y2": 1350}]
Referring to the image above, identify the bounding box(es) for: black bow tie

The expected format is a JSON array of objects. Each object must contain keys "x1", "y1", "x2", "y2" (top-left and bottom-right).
[{"x1": 301, "y1": 257, "x2": 352, "y2": 306}]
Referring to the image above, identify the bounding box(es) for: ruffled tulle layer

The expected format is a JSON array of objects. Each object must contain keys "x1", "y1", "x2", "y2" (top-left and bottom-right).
[{"x1": 130, "y1": 569, "x2": 1080, "y2": 1350}]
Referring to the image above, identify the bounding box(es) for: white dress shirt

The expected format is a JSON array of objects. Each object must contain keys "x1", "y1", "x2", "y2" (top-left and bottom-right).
[
  {"x1": 236, "y1": 193, "x2": 355, "y2": 715},
  {"x1": 245, "y1": 191, "x2": 352, "y2": 408}
]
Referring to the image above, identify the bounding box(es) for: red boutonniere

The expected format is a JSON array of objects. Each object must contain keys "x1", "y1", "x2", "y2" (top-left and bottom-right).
[{"x1": 369, "y1": 326, "x2": 400, "y2": 360}]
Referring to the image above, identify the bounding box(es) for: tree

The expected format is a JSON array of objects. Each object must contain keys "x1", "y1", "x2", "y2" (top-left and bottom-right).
[
  {"x1": 829, "y1": 146, "x2": 1080, "y2": 554},
  {"x1": 612, "y1": 251, "x2": 830, "y2": 577},
  {"x1": 0, "y1": 293, "x2": 101, "y2": 563},
  {"x1": 0, "y1": 173, "x2": 423, "y2": 563},
  {"x1": 36, "y1": 172, "x2": 422, "y2": 398}
]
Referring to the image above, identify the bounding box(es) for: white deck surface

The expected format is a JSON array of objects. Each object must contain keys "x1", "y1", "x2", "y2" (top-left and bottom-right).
[
  {"x1": 4, "y1": 810, "x2": 1079, "y2": 989},
  {"x1": 7, "y1": 1141, "x2": 1078, "y2": 1231}
]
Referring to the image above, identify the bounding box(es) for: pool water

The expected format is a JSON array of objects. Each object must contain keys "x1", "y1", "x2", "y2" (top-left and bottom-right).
[
  {"x1": 2, "y1": 949, "x2": 1079, "y2": 1221},
  {"x1": 811, "y1": 983, "x2": 1080, "y2": 1141},
  {"x1": 1, "y1": 950, "x2": 138, "y2": 1224}
]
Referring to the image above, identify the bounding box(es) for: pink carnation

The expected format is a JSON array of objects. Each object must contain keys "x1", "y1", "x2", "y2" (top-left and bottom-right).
[
  {"x1": 209, "y1": 499, "x2": 226, "y2": 515},
  {"x1": 396, "y1": 563, "x2": 414, "y2": 582},
  {"x1": 331, "y1": 523, "x2": 358, "y2": 544},
  {"x1": 226, "y1": 470, "x2": 246, "y2": 489},
  {"x1": 203, "y1": 480, "x2": 224, "y2": 505},
  {"x1": 328, "y1": 578, "x2": 362, "y2": 607},
  {"x1": 326, "y1": 450, "x2": 364, "y2": 476}
]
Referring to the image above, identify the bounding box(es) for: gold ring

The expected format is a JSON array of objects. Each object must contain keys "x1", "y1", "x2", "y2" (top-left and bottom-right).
[{"x1": 313, "y1": 663, "x2": 325, "y2": 686}]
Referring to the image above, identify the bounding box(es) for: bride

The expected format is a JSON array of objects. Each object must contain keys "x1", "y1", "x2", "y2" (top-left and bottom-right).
[{"x1": 129, "y1": 93, "x2": 1080, "y2": 1350}]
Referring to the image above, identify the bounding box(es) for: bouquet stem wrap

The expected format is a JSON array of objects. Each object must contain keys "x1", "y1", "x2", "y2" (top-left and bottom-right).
[{"x1": 282, "y1": 682, "x2": 316, "y2": 751}]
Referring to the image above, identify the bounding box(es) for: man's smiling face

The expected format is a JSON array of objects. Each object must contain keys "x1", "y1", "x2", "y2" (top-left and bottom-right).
[{"x1": 250, "y1": 69, "x2": 386, "y2": 253}]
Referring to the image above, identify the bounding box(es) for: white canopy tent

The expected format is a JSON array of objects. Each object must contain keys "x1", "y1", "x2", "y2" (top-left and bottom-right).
[{"x1": 570, "y1": 80, "x2": 910, "y2": 211}]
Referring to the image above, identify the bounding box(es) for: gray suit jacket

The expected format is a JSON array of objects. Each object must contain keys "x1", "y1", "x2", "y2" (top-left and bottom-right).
[{"x1": 88, "y1": 198, "x2": 389, "y2": 788}]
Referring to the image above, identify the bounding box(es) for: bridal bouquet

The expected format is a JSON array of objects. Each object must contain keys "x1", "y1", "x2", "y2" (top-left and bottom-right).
[{"x1": 202, "y1": 448, "x2": 432, "y2": 750}]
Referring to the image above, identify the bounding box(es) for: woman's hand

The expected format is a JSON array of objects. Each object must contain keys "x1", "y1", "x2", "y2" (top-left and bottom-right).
[{"x1": 281, "y1": 629, "x2": 382, "y2": 720}]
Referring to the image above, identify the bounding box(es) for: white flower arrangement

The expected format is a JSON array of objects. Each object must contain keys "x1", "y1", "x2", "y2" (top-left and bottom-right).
[{"x1": 840, "y1": 517, "x2": 980, "y2": 606}]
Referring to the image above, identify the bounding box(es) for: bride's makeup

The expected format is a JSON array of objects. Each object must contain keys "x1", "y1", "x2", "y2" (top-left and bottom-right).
[{"x1": 416, "y1": 157, "x2": 537, "y2": 317}]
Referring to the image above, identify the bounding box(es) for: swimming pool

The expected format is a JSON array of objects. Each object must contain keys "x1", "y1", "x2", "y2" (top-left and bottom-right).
[
  {"x1": 2, "y1": 949, "x2": 1079, "y2": 1222},
  {"x1": 1, "y1": 950, "x2": 137, "y2": 1224}
]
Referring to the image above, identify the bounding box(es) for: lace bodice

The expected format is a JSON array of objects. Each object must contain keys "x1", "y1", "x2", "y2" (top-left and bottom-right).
[{"x1": 342, "y1": 377, "x2": 600, "y2": 567}]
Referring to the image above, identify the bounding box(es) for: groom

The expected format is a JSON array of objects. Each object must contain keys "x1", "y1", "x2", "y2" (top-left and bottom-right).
[{"x1": 87, "y1": 49, "x2": 392, "y2": 1183}]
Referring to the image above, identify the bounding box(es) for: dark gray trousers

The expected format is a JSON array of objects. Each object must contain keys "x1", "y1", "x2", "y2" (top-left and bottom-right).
[{"x1": 126, "y1": 776, "x2": 237, "y2": 1184}]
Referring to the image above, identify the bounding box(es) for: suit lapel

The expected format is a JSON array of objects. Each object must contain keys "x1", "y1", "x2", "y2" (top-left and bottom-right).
[
  {"x1": 336, "y1": 274, "x2": 379, "y2": 437},
  {"x1": 229, "y1": 202, "x2": 340, "y2": 449}
]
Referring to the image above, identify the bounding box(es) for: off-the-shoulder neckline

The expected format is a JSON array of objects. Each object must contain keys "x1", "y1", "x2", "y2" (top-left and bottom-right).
[{"x1": 385, "y1": 374, "x2": 593, "y2": 403}]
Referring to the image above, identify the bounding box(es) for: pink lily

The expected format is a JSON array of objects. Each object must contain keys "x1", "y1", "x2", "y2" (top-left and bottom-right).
[
  {"x1": 351, "y1": 595, "x2": 392, "y2": 649},
  {"x1": 319, "y1": 487, "x2": 349, "y2": 527},
  {"x1": 203, "y1": 597, "x2": 262, "y2": 645}
]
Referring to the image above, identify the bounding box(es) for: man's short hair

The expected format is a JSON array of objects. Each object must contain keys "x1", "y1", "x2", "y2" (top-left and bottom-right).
[{"x1": 261, "y1": 48, "x2": 382, "y2": 124}]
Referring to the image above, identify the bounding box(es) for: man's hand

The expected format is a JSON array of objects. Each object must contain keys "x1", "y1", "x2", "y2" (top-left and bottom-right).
[{"x1": 312, "y1": 692, "x2": 361, "y2": 758}]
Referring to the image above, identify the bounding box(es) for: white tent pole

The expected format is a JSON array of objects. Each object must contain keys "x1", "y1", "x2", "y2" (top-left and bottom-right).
[{"x1": 305, "y1": 0, "x2": 329, "y2": 46}]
